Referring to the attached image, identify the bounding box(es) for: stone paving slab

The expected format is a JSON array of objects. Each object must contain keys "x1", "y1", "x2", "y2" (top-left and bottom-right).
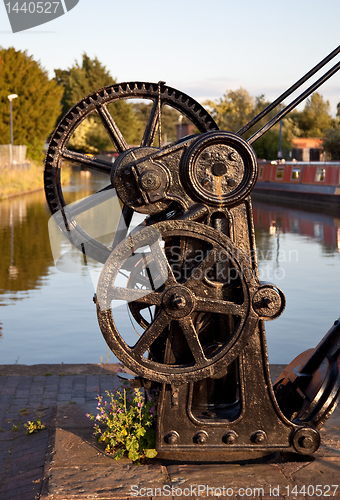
[
  {"x1": 42, "y1": 403, "x2": 340, "y2": 500},
  {"x1": 0, "y1": 364, "x2": 121, "y2": 500},
  {"x1": 0, "y1": 364, "x2": 339, "y2": 500}
]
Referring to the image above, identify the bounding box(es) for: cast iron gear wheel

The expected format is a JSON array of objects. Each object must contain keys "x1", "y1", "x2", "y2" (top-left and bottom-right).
[
  {"x1": 44, "y1": 82, "x2": 219, "y2": 264},
  {"x1": 96, "y1": 220, "x2": 259, "y2": 384}
]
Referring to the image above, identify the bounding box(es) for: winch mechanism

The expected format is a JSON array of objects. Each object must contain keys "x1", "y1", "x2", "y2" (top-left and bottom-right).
[{"x1": 45, "y1": 47, "x2": 340, "y2": 460}]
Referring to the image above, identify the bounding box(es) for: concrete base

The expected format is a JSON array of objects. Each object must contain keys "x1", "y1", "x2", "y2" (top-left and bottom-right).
[{"x1": 42, "y1": 403, "x2": 340, "y2": 499}]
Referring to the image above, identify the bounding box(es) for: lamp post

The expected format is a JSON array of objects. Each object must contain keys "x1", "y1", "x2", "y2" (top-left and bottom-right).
[{"x1": 8, "y1": 94, "x2": 18, "y2": 169}]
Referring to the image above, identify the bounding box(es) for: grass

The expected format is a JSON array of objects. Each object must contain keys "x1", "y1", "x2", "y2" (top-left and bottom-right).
[
  {"x1": 0, "y1": 160, "x2": 71, "y2": 200},
  {"x1": 19, "y1": 408, "x2": 30, "y2": 416},
  {"x1": 0, "y1": 160, "x2": 43, "y2": 200}
]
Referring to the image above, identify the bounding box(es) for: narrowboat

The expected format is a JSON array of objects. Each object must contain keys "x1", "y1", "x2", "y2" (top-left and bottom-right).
[{"x1": 254, "y1": 161, "x2": 340, "y2": 207}]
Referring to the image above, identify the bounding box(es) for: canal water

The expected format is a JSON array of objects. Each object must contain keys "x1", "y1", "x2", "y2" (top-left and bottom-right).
[{"x1": 0, "y1": 169, "x2": 339, "y2": 365}]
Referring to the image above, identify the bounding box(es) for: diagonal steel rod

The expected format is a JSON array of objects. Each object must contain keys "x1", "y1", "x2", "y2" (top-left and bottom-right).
[
  {"x1": 237, "y1": 45, "x2": 340, "y2": 137},
  {"x1": 247, "y1": 59, "x2": 340, "y2": 145}
]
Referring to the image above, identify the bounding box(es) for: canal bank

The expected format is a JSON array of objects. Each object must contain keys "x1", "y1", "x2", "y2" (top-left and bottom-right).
[
  {"x1": 0, "y1": 161, "x2": 71, "y2": 201},
  {"x1": 0, "y1": 161, "x2": 44, "y2": 201},
  {"x1": 0, "y1": 364, "x2": 339, "y2": 500}
]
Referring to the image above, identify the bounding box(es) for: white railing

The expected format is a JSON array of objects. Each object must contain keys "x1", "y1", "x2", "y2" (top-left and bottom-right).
[{"x1": 0, "y1": 145, "x2": 30, "y2": 171}]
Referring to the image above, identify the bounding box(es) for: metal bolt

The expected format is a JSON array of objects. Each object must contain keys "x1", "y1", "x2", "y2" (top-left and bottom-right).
[
  {"x1": 201, "y1": 177, "x2": 211, "y2": 187},
  {"x1": 172, "y1": 294, "x2": 186, "y2": 309},
  {"x1": 224, "y1": 431, "x2": 237, "y2": 444},
  {"x1": 139, "y1": 171, "x2": 161, "y2": 191},
  {"x1": 261, "y1": 297, "x2": 272, "y2": 308},
  {"x1": 165, "y1": 431, "x2": 179, "y2": 445},
  {"x1": 201, "y1": 152, "x2": 211, "y2": 161},
  {"x1": 195, "y1": 431, "x2": 207, "y2": 444},
  {"x1": 229, "y1": 152, "x2": 238, "y2": 161},
  {"x1": 168, "y1": 434, "x2": 177, "y2": 445},
  {"x1": 299, "y1": 435, "x2": 314, "y2": 449},
  {"x1": 252, "y1": 431, "x2": 266, "y2": 443}
]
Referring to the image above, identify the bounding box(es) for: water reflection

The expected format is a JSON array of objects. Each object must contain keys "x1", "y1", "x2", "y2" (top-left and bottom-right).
[
  {"x1": 0, "y1": 169, "x2": 113, "y2": 365},
  {"x1": 253, "y1": 199, "x2": 340, "y2": 256},
  {"x1": 1, "y1": 175, "x2": 340, "y2": 365},
  {"x1": 252, "y1": 197, "x2": 340, "y2": 364},
  {"x1": 0, "y1": 191, "x2": 53, "y2": 296}
]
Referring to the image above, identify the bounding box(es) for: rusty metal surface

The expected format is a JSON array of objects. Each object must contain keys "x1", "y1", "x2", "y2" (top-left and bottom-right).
[{"x1": 44, "y1": 46, "x2": 340, "y2": 462}]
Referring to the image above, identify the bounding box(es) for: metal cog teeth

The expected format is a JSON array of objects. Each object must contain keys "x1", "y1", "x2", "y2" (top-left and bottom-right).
[
  {"x1": 88, "y1": 96, "x2": 97, "y2": 105},
  {"x1": 44, "y1": 80, "x2": 218, "y2": 263}
]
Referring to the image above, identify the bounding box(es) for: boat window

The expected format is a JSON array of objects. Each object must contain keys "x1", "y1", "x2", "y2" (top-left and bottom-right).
[
  {"x1": 275, "y1": 167, "x2": 284, "y2": 180},
  {"x1": 291, "y1": 167, "x2": 300, "y2": 180},
  {"x1": 259, "y1": 166, "x2": 264, "y2": 179},
  {"x1": 315, "y1": 167, "x2": 326, "y2": 182}
]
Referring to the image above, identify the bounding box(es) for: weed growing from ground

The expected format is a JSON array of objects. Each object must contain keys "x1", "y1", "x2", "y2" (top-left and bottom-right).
[
  {"x1": 87, "y1": 384, "x2": 157, "y2": 462},
  {"x1": 24, "y1": 418, "x2": 46, "y2": 435}
]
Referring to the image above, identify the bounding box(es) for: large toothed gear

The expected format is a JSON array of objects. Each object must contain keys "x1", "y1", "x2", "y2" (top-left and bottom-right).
[{"x1": 44, "y1": 81, "x2": 219, "y2": 262}]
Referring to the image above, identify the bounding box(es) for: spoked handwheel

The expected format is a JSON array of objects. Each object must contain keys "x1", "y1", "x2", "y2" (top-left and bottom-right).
[
  {"x1": 44, "y1": 82, "x2": 218, "y2": 263},
  {"x1": 96, "y1": 220, "x2": 258, "y2": 384}
]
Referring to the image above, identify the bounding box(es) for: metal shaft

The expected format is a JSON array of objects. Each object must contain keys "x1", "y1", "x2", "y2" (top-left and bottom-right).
[
  {"x1": 248, "y1": 58, "x2": 340, "y2": 145},
  {"x1": 237, "y1": 45, "x2": 340, "y2": 137}
]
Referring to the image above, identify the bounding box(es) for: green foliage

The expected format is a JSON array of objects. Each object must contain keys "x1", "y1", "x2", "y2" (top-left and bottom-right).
[
  {"x1": 204, "y1": 88, "x2": 337, "y2": 159},
  {"x1": 55, "y1": 53, "x2": 114, "y2": 117},
  {"x1": 0, "y1": 160, "x2": 44, "y2": 200},
  {"x1": 293, "y1": 92, "x2": 332, "y2": 137},
  {"x1": 205, "y1": 87, "x2": 254, "y2": 133},
  {"x1": 87, "y1": 385, "x2": 157, "y2": 463},
  {"x1": 204, "y1": 89, "x2": 293, "y2": 160},
  {"x1": 55, "y1": 54, "x2": 143, "y2": 152},
  {"x1": 19, "y1": 408, "x2": 30, "y2": 416},
  {"x1": 11, "y1": 422, "x2": 21, "y2": 432},
  {"x1": 133, "y1": 102, "x2": 182, "y2": 144},
  {"x1": 252, "y1": 128, "x2": 292, "y2": 161},
  {"x1": 24, "y1": 418, "x2": 46, "y2": 435},
  {"x1": 322, "y1": 124, "x2": 340, "y2": 160},
  {"x1": 0, "y1": 47, "x2": 63, "y2": 161}
]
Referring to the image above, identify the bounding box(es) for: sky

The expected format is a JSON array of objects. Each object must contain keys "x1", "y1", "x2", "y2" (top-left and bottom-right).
[{"x1": 1, "y1": 0, "x2": 340, "y2": 116}]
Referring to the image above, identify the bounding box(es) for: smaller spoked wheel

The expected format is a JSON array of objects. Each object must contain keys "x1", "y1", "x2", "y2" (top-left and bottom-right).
[
  {"x1": 126, "y1": 253, "x2": 165, "y2": 330},
  {"x1": 96, "y1": 220, "x2": 258, "y2": 384}
]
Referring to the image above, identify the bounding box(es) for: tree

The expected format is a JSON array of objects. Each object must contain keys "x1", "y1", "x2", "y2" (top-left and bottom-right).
[
  {"x1": 294, "y1": 92, "x2": 332, "y2": 137},
  {"x1": 204, "y1": 89, "x2": 294, "y2": 160},
  {"x1": 204, "y1": 88, "x2": 254, "y2": 133},
  {"x1": 0, "y1": 47, "x2": 63, "y2": 160},
  {"x1": 55, "y1": 54, "x2": 142, "y2": 152},
  {"x1": 133, "y1": 102, "x2": 182, "y2": 144},
  {"x1": 322, "y1": 124, "x2": 340, "y2": 160},
  {"x1": 55, "y1": 53, "x2": 115, "y2": 117}
]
